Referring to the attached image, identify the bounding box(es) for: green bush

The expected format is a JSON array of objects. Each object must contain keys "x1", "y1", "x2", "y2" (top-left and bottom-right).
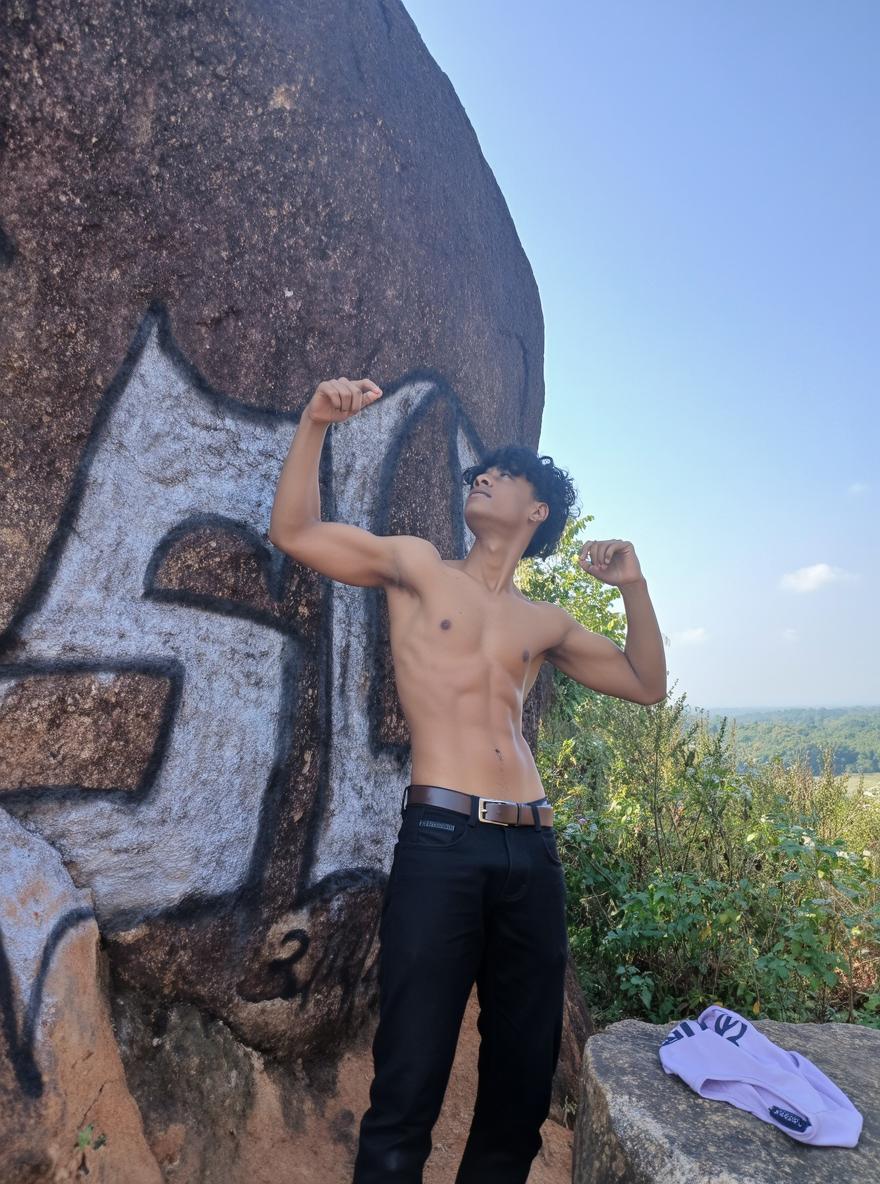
[{"x1": 516, "y1": 518, "x2": 880, "y2": 1028}]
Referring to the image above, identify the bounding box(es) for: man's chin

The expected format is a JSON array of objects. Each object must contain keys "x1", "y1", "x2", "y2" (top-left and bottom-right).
[{"x1": 465, "y1": 497, "x2": 490, "y2": 512}]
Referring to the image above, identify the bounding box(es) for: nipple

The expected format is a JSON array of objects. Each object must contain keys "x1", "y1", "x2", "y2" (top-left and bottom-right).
[{"x1": 440, "y1": 619, "x2": 452, "y2": 630}]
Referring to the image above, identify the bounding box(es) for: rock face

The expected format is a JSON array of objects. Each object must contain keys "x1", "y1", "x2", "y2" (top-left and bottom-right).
[
  {"x1": 0, "y1": 810, "x2": 161, "y2": 1184},
  {"x1": 0, "y1": 0, "x2": 582, "y2": 1178},
  {"x1": 573, "y1": 1017, "x2": 880, "y2": 1184},
  {"x1": 0, "y1": 0, "x2": 544, "y2": 635}
]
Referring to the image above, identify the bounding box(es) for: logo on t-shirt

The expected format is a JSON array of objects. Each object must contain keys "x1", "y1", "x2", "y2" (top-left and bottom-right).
[
  {"x1": 769, "y1": 1106, "x2": 811, "y2": 1133},
  {"x1": 660, "y1": 1013, "x2": 748, "y2": 1049}
]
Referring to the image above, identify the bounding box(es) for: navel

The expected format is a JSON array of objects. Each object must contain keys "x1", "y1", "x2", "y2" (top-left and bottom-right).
[{"x1": 440, "y1": 619, "x2": 452, "y2": 630}]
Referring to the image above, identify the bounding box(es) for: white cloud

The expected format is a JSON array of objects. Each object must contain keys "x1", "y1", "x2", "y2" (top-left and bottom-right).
[
  {"x1": 779, "y1": 563, "x2": 858, "y2": 593},
  {"x1": 782, "y1": 627, "x2": 798, "y2": 643},
  {"x1": 671, "y1": 626, "x2": 709, "y2": 645},
  {"x1": 847, "y1": 481, "x2": 869, "y2": 497}
]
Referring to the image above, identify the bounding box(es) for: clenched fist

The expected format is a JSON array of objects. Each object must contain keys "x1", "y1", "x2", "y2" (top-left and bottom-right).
[
  {"x1": 578, "y1": 538, "x2": 644, "y2": 587},
  {"x1": 306, "y1": 377, "x2": 383, "y2": 425}
]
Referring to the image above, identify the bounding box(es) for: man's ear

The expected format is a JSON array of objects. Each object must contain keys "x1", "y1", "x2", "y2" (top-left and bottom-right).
[{"x1": 530, "y1": 501, "x2": 549, "y2": 524}]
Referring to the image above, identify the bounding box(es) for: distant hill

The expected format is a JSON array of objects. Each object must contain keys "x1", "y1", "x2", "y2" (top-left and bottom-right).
[{"x1": 680, "y1": 705, "x2": 880, "y2": 776}]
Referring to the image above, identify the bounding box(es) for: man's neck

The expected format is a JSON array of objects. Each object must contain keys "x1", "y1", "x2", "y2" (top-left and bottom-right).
[{"x1": 459, "y1": 538, "x2": 523, "y2": 596}]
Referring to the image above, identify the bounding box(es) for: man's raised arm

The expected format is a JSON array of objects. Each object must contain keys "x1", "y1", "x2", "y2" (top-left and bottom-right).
[{"x1": 268, "y1": 377, "x2": 434, "y2": 590}]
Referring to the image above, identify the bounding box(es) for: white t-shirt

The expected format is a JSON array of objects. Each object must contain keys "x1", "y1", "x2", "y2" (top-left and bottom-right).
[{"x1": 658, "y1": 1004, "x2": 862, "y2": 1147}]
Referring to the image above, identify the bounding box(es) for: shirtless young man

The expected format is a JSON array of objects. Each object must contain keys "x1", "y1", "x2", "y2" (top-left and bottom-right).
[{"x1": 268, "y1": 377, "x2": 667, "y2": 1184}]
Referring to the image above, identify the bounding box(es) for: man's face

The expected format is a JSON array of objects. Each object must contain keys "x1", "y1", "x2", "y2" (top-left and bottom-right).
[{"x1": 464, "y1": 465, "x2": 544, "y2": 534}]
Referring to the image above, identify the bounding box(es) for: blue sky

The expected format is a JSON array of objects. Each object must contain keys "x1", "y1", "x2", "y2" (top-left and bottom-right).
[{"x1": 404, "y1": 0, "x2": 878, "y2": 710}]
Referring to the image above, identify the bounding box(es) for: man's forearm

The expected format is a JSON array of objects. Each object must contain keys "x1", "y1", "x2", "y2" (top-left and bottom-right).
[
  {"x1": 620, "y1": 577, "x2": 667, "y2": 702},
  {"x1": 268, "y1": 411, "x2": 330, "y2": 542}
]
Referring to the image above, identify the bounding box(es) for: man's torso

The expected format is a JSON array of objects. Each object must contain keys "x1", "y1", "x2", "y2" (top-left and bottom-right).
[{"x1": 384, "y1": 543, "x2": 564, "y2": 802}]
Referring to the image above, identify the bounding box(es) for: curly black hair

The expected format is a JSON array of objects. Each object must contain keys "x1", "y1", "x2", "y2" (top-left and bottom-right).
[{"x1": 461, "y1": 444, "x2": 580, "y2": 560}]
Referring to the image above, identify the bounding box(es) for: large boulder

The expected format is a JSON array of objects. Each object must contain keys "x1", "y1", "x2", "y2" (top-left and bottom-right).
[
  {"x1": 573, "y1": 1017, "x2": 880, "y2": 1183},
  {"x1": 0, "y1": 0, "x2": 544, "y2": 635},
  {"x1": 0, "y1": 0, "x2": 582, "y2": 1176}
]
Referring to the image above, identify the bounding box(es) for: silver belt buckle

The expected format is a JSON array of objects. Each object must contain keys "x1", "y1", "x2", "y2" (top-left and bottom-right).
[{"x1": 478, "y1": 796, "x2": 512, "y2": 825}]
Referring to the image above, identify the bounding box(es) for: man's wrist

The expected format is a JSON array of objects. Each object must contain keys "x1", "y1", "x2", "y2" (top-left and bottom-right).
[
  {"x1": 302, "y1": 405, "x2": 329, "y2": 430},
  {"x1": 619, "y1": 576, "x2": 648, "y2": 591}
]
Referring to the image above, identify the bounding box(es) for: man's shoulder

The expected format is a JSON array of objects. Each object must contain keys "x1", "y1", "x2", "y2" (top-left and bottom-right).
[
  {"x1": 394, "y1": 534, "x2": 443, "y2": 563},
  {"x1": 391, "y1": 534, "x2": 444, "y2": 591},
  {"x1": 513, "y1": 587, "x2": 562, "y2": 615},
  {"x1": 520, "y1": 598, "x2": 571, "y2": 651}
]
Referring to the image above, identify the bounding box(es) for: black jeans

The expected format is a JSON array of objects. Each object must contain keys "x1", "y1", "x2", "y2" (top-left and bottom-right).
[{"x1": 352, "y1": 786, "x2": 569, "y2": 1184}]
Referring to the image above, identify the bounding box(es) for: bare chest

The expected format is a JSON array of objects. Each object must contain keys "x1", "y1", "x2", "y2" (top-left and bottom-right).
[{"x1": 384, "y1": 564, "x2": 556, "y2": 689}]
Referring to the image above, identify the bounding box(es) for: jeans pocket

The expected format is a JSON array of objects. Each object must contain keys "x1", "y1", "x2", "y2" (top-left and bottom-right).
[
  {"x1": 399, "y1": 805, "x2": 470, "y2": 849},
  {"x1": 541, "y1": 827, "x2": 563, "y2": 866}
]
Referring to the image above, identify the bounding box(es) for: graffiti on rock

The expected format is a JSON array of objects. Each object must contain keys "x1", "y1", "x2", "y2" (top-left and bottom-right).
[{"x1": 0, "y1": 303, "x2": 486, "y2": 1078}]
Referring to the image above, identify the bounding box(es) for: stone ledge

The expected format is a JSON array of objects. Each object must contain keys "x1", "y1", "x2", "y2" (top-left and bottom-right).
[{"x1": 573, "y1": 1016, "x2": 880, "y2": 1184}]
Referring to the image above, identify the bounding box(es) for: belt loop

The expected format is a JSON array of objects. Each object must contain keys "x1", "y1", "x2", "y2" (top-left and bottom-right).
[
  {"x1": 401, "y1": 783, "x2": 409, "y2": 820},
  {"x1": 468, "y1": 792, "x2": 479, "y2": 827},
  {"x1": 530, "y1": 802, "x2": 541, "y2": 830}
]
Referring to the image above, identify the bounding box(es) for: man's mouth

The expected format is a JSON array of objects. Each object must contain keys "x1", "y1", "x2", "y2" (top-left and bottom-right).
[{"x1": 469, "y1": 490, "x2": 491, "y2": 498}]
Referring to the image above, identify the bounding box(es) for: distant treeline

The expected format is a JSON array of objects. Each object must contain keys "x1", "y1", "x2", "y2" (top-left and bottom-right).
[{"x1": 685, "y1": 706, "x2": 880, "y2": 776}]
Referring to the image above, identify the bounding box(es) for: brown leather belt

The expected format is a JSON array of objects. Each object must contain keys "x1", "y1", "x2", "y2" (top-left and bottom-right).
[{"x1": 406, "y1": 783, "x2": 554, "y2": 827}]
